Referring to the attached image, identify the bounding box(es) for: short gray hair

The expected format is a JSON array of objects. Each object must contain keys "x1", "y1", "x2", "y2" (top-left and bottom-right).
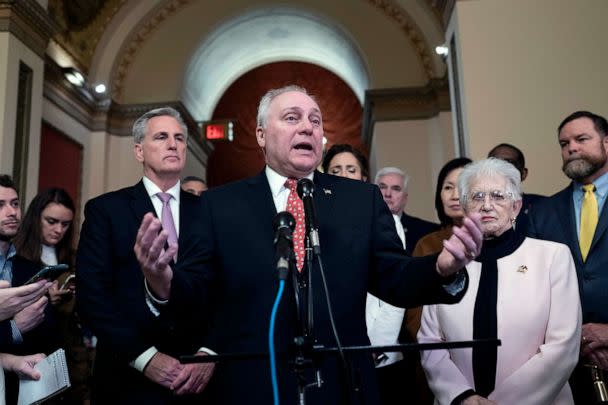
[
  {"x1": 375, "y1": 167, "x2": 410, "y2": 190},
  {"x1": 458, "y1": 158, "x2": 522, "y2": 207},
  {"x1": 132, "y1": 107, "x2": 188, "y2": 143},
  {"x1": 256, "y1": 85, "x2": 312, "y2": 128}
]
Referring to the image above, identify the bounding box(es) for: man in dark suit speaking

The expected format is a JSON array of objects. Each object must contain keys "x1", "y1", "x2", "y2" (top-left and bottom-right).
[
  {"x1": 135, "y1": 86, "x2": 483, "y2": 404},
  {"x1": 76, "y1": 107, "x2": 214, "y2": 404}
]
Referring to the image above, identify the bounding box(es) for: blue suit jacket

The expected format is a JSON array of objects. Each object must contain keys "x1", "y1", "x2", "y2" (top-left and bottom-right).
[
  {"x1": 527, "y1": 183, "x2": 608, "y2": 323},
  {"x1": 76, "y1": 180, "x2": 207, "y2": 404},
  {"x1": 165, "y1": 170, "x2": 468, "y2": 404}
]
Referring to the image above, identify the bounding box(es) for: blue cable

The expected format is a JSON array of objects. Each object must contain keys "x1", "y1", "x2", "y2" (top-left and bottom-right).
[{"x1": 269, "y1": 279, "x2": 285, "y2": 405}]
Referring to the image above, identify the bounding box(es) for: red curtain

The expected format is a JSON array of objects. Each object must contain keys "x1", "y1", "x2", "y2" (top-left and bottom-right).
[{"x1": 39, "y1": 122, "x2": 82, "y2": 209}]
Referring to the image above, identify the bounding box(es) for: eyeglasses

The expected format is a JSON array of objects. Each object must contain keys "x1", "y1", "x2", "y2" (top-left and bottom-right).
[{"x1": 466, "y1": 190, "x2": 512, "y2": 206}]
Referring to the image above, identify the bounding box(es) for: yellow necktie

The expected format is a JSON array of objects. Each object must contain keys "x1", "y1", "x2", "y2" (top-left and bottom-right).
[{"x1": 580, "y1": 184, "x2": 598, "y2": 262}]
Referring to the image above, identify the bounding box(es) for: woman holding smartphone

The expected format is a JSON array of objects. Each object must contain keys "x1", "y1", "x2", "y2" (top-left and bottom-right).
[{"x1": 13, "y1": 188, "x2": 75, "y2": 305}]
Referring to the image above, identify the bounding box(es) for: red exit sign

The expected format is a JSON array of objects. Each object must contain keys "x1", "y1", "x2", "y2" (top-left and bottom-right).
[{"x1": 202, "y1": 120, "x2": 234, "y2": 142}]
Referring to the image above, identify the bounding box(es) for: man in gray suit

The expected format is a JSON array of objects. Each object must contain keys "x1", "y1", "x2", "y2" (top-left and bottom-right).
[{"x1": 527, "y1": 111, "x2": 608, "y2": 404}]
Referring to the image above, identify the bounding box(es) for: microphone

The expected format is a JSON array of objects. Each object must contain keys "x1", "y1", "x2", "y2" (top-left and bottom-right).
[
  {"x1": 296, "y1": 178, "x2": 321, "y2": 254},
  {"x1": 273, "y1": 211, "x2": 296, "y2": 280}
]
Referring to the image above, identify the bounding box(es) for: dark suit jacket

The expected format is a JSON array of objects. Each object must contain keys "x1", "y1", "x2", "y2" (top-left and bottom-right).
[
  {"x1": 164, "y1": 171, "x2": 467, "y2": 404},
  {"x1": 527, "y1": 184, "x2": 608, "y2": 323},
  {"x1": 76, "y1": 180, "x2": 207, "y2": 404},
  {"x1": 400, "y1": 213, "x2": 440, "y2": 255},
  {"x1": 515, "y1": 192, "x2": 546, "y2": 234}
]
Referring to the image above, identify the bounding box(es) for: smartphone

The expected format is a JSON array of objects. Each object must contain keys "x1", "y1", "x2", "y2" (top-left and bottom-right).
[
  {"x1": 25, "y1": 264, "x2": 70, "y2": 285},
  {"x1": 59, "y1": 274, "x2": 76, "y2": 291}
]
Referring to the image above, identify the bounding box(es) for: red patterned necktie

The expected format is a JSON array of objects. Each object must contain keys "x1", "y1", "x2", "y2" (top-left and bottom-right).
[{"x1": 285, "y1": 178, "x2": 305, "y2": 271}]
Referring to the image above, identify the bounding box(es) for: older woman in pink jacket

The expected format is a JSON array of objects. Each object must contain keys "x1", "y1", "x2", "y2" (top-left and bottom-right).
[{"x1": 418, "y1": 158, "x2": 581, "y2": 405}]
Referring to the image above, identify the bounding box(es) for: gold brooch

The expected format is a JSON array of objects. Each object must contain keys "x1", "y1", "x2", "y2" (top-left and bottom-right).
[{"x1": 517, "y1": 265, "x2": 528, "y2": 273}]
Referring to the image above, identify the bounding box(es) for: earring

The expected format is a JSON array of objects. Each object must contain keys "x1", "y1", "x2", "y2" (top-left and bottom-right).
[{"x1": 511, "y1": 217, "x2": 516, "y2": 229}]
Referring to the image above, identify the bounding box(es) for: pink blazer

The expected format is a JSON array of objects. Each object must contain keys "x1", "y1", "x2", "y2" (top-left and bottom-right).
[{"x1": 418, "y1": 237, "x2": 582, "y2": 405}]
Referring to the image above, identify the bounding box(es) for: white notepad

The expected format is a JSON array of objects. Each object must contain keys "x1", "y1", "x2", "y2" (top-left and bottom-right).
[{"x1": 17, "y1": 349, "x2": 70, "y2": 405}]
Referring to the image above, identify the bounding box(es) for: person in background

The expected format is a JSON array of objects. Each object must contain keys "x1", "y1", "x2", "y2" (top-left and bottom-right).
[
  {"x1": 419, "y1": 158, "x2": 581, "y2": 405},
  {"x1": 181, "y1": 176, "x2": 207, "y2": 196},
  {"x1": 13, "y1": 188, "x2": 75, "y2": 306},
  {"x1": 376, "y1": 167, "x2": 440, "y2": 256},
  {"x1": 527, "y1": 110, "x2": 608, "y2": 404},
  {"x1": 487, "y1": 143, "x2": 545, "y2": 231},
  {"x1": 322, "y1": 145, "x2": 413, "y2": 405},
  {"x1": 322, "y1": 143, "x2": 369, "y2": 181},
  {"x1": 404, "y1": 157, "x2": 472, "y2": 404},
  {"x1": 413, "y1": 158, "x2": 472, "y2": 257},
  {"x1": 76, "y1": 106, "x2": 214, "y2": 404},
  {"x1": 0, "y1": 176, "x2": 51, "y2": 352}
]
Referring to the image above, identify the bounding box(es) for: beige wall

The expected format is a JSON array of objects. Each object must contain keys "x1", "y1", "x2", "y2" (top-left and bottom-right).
[
  {"x1": 448, "y1": 0, "x2": 608, "y2": 195},
  {"x1": 0, "y1": 32, "x2": 44, "y2": 205},
  {"x1": 370, "y1": 111, "x2": 454, "y2": 222}
]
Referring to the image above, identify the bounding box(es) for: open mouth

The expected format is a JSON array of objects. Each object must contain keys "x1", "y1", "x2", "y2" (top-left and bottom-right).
[{"x1": 293, "y1": 143, "x2": 313, "y2": 151}]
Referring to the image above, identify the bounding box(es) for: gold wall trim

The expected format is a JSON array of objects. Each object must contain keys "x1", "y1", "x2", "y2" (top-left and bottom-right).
[
  {"x1": 112, "y1": 0, "x2": 192, "y2": 101},
  {"x1": 0, "y1": 0, "x2": 58, "y2": 57},
  {"x1": 366, "y1": 0, "x2": 435, "y2": 80},
  {"x1": 362, "y1": 78, "x2": 451, "y2": 147},
  {"x1": 113, "y1": 0, "x2": 441, "y2": 100}
]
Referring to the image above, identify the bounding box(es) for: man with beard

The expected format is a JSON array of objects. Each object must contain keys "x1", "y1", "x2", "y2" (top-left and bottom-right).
[
  {"x1": 0, "y1": 175, "x2": 51, "y2": 350},
  {"x1": 527, "y1": 110, "x2": 608, "y2": 404}
]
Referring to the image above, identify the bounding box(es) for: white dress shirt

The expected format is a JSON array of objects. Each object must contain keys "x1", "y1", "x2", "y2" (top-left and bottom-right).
[
  {"x1": 366, "y1": 214, "x2": 407, "y2": 368},
  {"x1": 265, "y1": 165, "x2": 314, "y2": 212},
  {"x1": 133, "y1": 177, "x2": 181, "y2": 372}
]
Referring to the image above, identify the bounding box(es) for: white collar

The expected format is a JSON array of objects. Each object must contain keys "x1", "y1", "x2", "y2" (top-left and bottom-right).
[
  {"x1": 142, "y1": 176, "x2": 181, "y2": 203},
  {"x1": 265, "y1": 166, "x2": 314, "y2": 198}
]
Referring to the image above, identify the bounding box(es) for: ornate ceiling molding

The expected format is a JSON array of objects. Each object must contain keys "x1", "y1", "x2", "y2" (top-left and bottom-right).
[
  {"x1": 112, "y1": 0, "x2": 441, "y2": 101},
  {"x1": 112, "y1": 0, "x2": 191, "y2": 101},
  {"x1": 48, "y1": 0, "x2": 126, "y2": 74},
  {"x1": 362, "y1": 78, "x2": 451, "y2": 147},
  {"x1": 0, "y1": 0, "x2": 58, "y2": 57},
  {"x1": 366, "y1": 0, "x2": 434, "y2": 80}
]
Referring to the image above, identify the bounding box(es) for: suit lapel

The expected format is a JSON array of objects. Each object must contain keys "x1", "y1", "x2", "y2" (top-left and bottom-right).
[
  {"x1": 555, "y1": 185, "x2": 583, "y2": 265},
  {"x1": 246, "y1": 171, "x2": 278, "y2": 229},
  {"x1": 177, "y1": 190, "x2": 195, "y2": 261},
  {"x1": 590, "y1": 187, "x2": 608, "y2": 255},
  {"x1": 129, "y1": 180, "x2": 156, "y2": 224},
  {"x1": 313, "y1": 172, "x2": 335, "y2": 232}
]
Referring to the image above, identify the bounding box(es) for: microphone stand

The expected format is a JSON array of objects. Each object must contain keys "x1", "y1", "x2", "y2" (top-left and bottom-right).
[{"x1": 291, "y1": 234, "x2": 322, "y2": 405}]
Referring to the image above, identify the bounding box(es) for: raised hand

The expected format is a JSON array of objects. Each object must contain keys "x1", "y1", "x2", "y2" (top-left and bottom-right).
[
  {"x1": 437, "y1": 213, "x2": 483, "y2": 277},
  {"x1": 134, "y1": 212, "x2": 178, "y2": 300}
]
